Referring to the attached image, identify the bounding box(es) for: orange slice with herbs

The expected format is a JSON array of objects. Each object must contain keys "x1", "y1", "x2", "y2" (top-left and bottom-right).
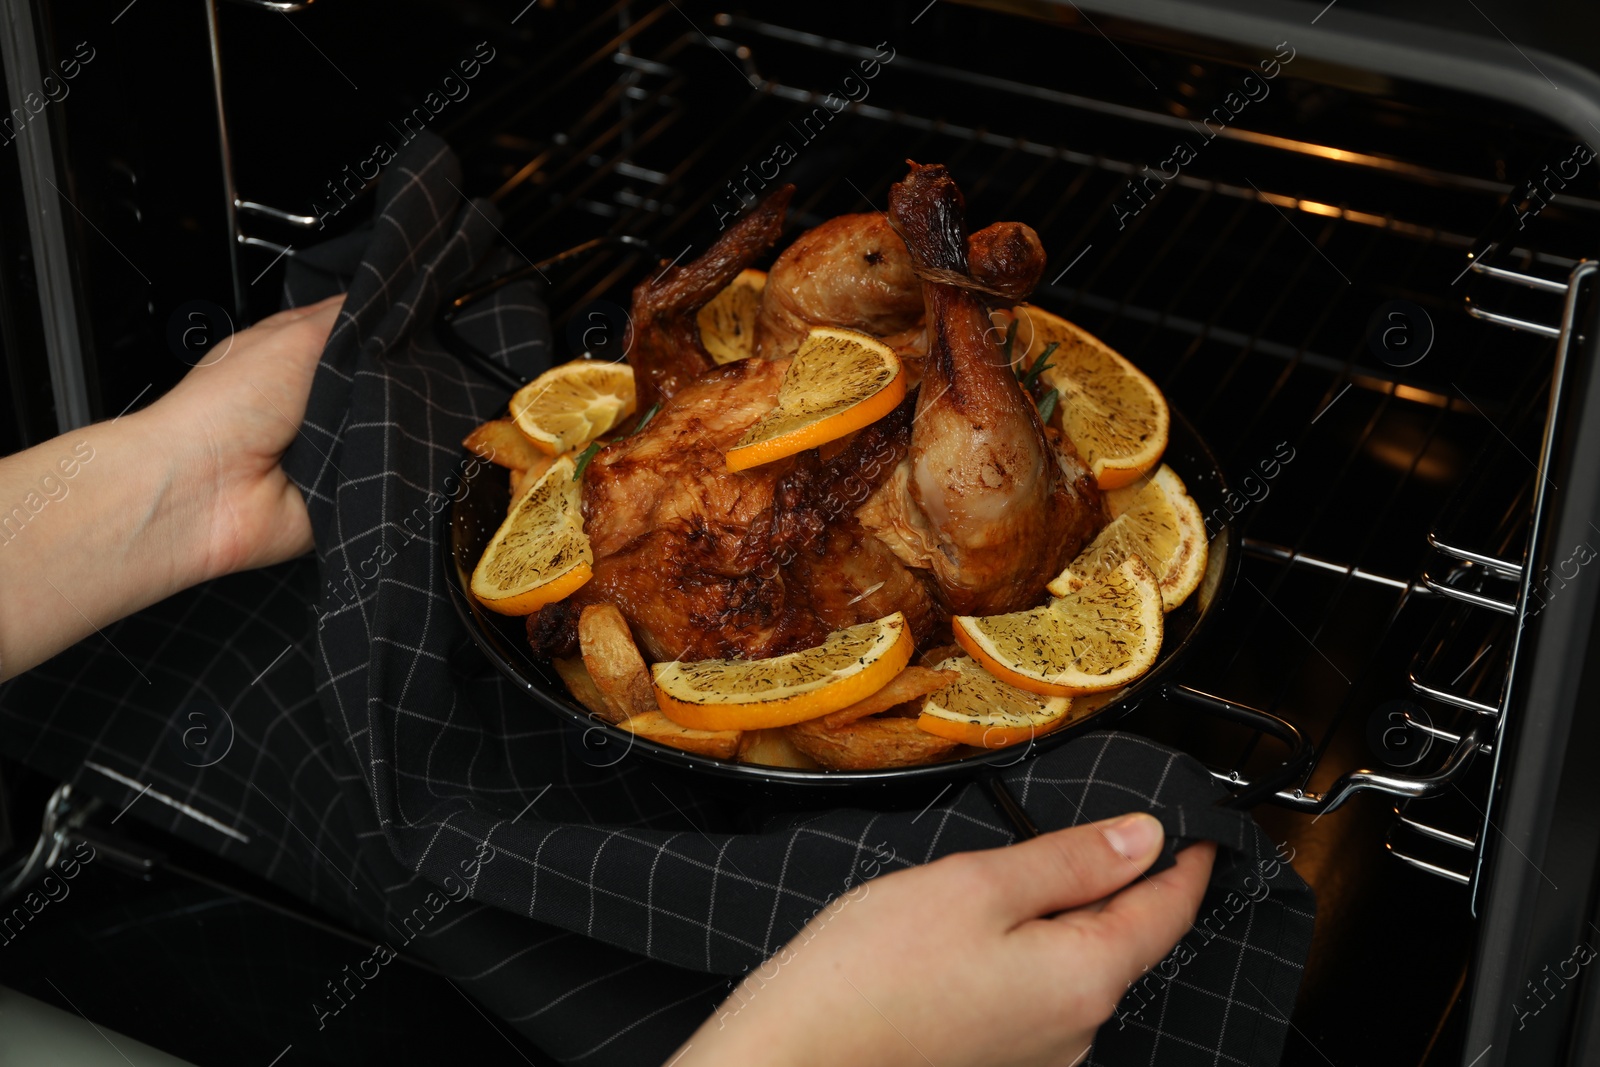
[
  {"x1": 510, "y1": 359, "x2": 636, "y2": 456},
  {"x1": 697, "y1": 268, "x2": 767, "y2": 365},
  {"x1": 724, "y1": 327, "x2": 905, "y2": 472},
  {"x1": 651, "y1": 613, "x2": 914, "y2": 731},
  {"x1": 1013, "y1": 304, "x2": 1168, "y2": 490},
  {"x1": 1048, "y1": 464, "x2": 1207, "y2": 612},
  {"x1": 952, "y1": 557, "x2": 1163, "y2": 697},
  {"x1": 916, "y1": 653, "x2": 1073, "y2": 748},
  {"x1": 470, "y1": 455, "x2": 592, "y2": 615}
]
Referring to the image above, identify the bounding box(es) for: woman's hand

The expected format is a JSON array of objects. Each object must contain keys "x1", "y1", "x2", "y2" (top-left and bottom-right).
[
  {"x1": 0, "y1": 296, "x2": 341, "y2": 680},
  {"x1": 673, "y1": 813, "x2": 1215, "y2": 1067},
  {"x1": 146, "y1": 294, "x2": 343, "y2": 577}
]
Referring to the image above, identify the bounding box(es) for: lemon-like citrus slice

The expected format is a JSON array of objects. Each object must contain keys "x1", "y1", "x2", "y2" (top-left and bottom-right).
[
  {"x1": 916, "y1": 654, "x2": 1073, "y2": 748},
  {"x1": 1014, "y1": 304, "x2": 1168, "y2": 490},
  {"x1": 1047, "y1": 464, "x2": 1207, "y2": 612},
  {"x1": 697, "y1": 268, "x2": 766, "y2": 365},
  {"x1": 651, "y1": 613, "x2": 914, "y2": 731},
  {"x1": 952, "y1": 557, "x2": 1163, "y2": 697},
  {"x1": 724, "y1": 327, "x2": 906, "y2": 472},
  {"x1": 510, "y1": 359, "x2": 636, "y2": 457},
  {"x1": 470, "y1": 455, "x2": 592, "y2": 615}
]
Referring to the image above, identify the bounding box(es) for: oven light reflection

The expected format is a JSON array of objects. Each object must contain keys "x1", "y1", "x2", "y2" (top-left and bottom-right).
[{"x1": 1298, "y1": 200, "x2": 1342, "y2": 218}]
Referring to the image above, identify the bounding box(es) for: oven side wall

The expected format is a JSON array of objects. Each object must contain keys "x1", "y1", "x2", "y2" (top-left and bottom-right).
[{"x1": 952, "y1": 2, "x2": 1600, "y2": 1063}]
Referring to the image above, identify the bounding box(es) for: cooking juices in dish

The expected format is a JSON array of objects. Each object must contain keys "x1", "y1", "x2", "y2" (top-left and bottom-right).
[{"x1": 465, "y1": 161, "x2": 1204, "y2": 770}]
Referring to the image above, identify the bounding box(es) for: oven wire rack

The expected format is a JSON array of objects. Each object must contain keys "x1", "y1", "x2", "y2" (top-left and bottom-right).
[{"x1": 207, "y1": 1, "x2": 1586, "y2": 898}]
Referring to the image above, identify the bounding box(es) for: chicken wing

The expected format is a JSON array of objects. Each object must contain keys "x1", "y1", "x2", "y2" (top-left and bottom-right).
[{"x1": 630, "y1": 185, "x2": 793, "y2": 411}]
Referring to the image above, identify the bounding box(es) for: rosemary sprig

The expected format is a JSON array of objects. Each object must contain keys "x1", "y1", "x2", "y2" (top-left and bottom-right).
[
  {"x1": 632, "y1": 402, "x2": 662, "y2": 436},
  {"x1": 572, "y1": 441, "x2": 601, "y2": 481},
  {"x1": 1036, "y1": 387, "x2": 1059, "y2": 425},
  {"x1": 1018, "y1": 341, "x2": 1059, "y2": 392},
  {"x1": 1002, "y1": 318, "x2": 1018, "y2": 364},
  {"x1": 572, "y1": 401, "x2": 662, "y2": 482}
]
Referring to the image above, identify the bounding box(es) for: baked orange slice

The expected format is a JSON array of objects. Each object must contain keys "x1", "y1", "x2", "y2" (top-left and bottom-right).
[
  {"x1": 470, "y1": 455, "x2": 592, "y2": 615},
  {"x1": 1013, "y1": 304, "x2": 1168, "y2": 490},
  {"x1": 952, "y1": 557, "x2": 1163, "y2": 697},
  {"x1": 510, "y1": 359, "x2": 636, "y2": 456},
  {"x1": 697, "y1": 268, "x2": 766, "y2": 365},
  {"x1": 916, "y1": 653, "x2": 1073, "y2": 748},
  {"x1": 1048, "y1": 464, "x2": 1207, "y2": 612},
  {"x1": 651, "y1": 613, "x2": 913, "y2": 731},
  {"x1": 724, "y1": 327, "x2": 905, "y2": 472}
]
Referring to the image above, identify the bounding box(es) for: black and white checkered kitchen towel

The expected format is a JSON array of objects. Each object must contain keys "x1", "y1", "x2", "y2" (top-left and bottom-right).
[{"x1": 1, "y1": 131, "x2": 1313, "y2": 1066}]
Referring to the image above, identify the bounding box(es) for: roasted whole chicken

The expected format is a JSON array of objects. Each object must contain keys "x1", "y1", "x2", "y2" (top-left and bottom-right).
[{"x1": 528, "y1": 162, "x2": 1103, "y2": 664}]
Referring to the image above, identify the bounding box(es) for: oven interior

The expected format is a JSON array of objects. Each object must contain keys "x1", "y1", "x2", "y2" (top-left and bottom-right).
[{"x1": 8, "y1": 1, "x2": 1600, "y2": 1064}]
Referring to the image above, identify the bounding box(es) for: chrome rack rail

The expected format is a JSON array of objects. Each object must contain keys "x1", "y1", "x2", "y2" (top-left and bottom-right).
[
  {"x1": 1385, "y1": 256, "x2": 1576, "y2": 886},
  {"x1": 205, "y1": 0, "x2": 322, "y2": 317},
  {"x1": 1206, "y1": 257, "x2": 1568, "y2": 846},
  {"x1": 1388, "y1": 798, "x2": 1475, "y2": 885}
]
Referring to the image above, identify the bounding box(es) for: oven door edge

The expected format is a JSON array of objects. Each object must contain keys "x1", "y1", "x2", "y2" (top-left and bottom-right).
[
  {"x1": 957, "y1": 0, "x2": 1600, "y2": 147},
  {"x1": 0, "y1": 0, "x2": 94, "y2": 437}
]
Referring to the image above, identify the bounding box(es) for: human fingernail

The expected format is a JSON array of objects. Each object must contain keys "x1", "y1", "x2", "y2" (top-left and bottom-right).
[{"x1": 1101, "y1": 812, "x2": 1163, "y2": 861}]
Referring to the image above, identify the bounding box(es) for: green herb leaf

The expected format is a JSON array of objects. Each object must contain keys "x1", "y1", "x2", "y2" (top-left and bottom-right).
[
  {"x1": 631, "y1": 402, "x2": 662, "y2": 437},
  {"x1": 572, "y1": 441, "x2": 601, "y2": 481},
  {"x1": 572, "y1": 402, "x2": 659, "y2": 483},
  {"x1": 1036, "y1": 387, "x2": 1059, "y2": 425},
  {"x1": 1019, "y1": 341, "x2": 1059, "y2": 392},
  {"x1": 1003, "y1": 318, "x2": 1019, "y2": 368}
]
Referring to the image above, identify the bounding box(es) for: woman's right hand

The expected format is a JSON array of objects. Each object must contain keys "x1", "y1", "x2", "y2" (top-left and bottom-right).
[{"x1": 672, "y1": 812, "x2": 1215, "y2": 1067}]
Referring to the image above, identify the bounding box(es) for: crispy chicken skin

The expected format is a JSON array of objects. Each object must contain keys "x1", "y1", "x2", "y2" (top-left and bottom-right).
[
  {"x1": 529, "y1": 371, "x2": 936, "y2": 662},
  {"x1": 864, "y1": 161, "x2": 1101, "y2": 615},
  {"x1": 630, "y1": 184, "x2": 793, "y2": 412},
  {"x1": 755, "y1": 212, "x2": 1047, "y2": 360},
  {"x1": 531, "y1": 357, "x2": 793, "y2": 661}
]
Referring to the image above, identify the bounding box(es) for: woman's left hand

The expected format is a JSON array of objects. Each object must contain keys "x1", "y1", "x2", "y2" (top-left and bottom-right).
[
  {"x1": 0, "y1": 295, "x2": 342, "y2": 680},
  {"x1": 149, "y1": 294, "x2": 344, "y2": 577}
]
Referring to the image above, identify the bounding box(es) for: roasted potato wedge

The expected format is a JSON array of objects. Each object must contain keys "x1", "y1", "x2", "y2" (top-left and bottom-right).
[
  {"x1": 619, "y1": 711, "x2": 741, "y2": 760},
  {"x1": 821, "y1": 666, "x2": 958, "y2": 729},
  {"x1": 553, "y1": 654, "x2": 739, "y2": 757},
  {"x1": 737, "y1": 727, "x2": 823, "y2": 769},
  {"x1": 464, "y1": 418, "x2": 549, "y2": 471},
  {"x1": 786, "y1": 715, "x2": 960, "y2": 771},
  {"x1": 579, "y1": 604, "x2": 659, "y2": 720},
  {"x1": 551, "y1": 656, "x2": 624, "y2": 723}
]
